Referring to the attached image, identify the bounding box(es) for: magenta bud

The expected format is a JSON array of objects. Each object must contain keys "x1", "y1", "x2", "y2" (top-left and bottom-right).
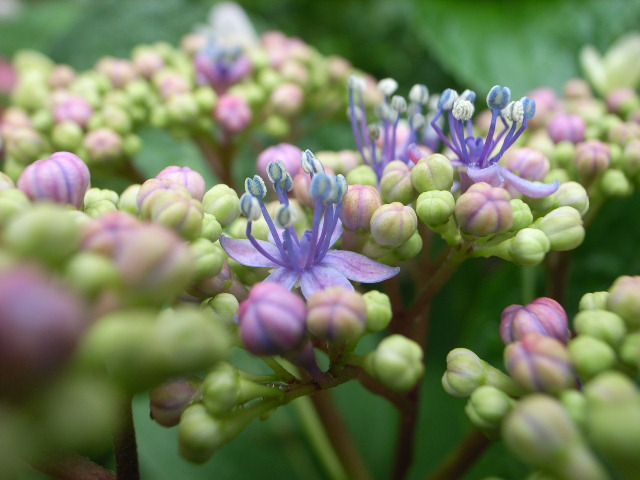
[
  {"x1": 574, "y1": 140, "x2": 611, "y2": 179},
  {"x1": 504, "y1": 147, "x2": 550, "y2": 182},
  {"x1": 156, "y1": 166, "x2": 206, "y2": 201},
  {"x1": 257, "y1": 143, "x2": 302, "y2": 180},
  {"x1": 214, "y1": 94, "x2": 252, "y2": 133},
  {"x1": 150, "y1": 377, "x2": 201, "y2": 427},
  {"x1": 547, "y1": 113, "x2": 586, "y2": 144},
  {"x1": 306, "y1": 287, "x2": 366, "y2": 342},
  {"x1": 454, "y1": 182, "x2": 513, "y2": 236},
  {"x1": 339, "y1": 184, "x2": 382, "y2": 231},
  {"x1": 17, "y1": 151, "x2": 90, "y2": 209},
  {"x1": 500, "y1": 297, "x2": 570, "y2": 345},
  {"x1": 53, "y1": 95, "x2": 94, "y2": 129},
  {"x1": 238, "y1": 282, "x2": 307, "y2": 356},
  {"x1": 504, "y1": 333, "x2": 577, "y2": 394},
  {"x1": 96, "y1": 57, "x2": 137, "y2": 88}
]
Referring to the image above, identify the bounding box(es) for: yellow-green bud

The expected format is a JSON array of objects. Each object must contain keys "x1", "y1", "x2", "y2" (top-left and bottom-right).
[
  {"x1": 380, "y1": 160, "x2": 415, "y2": 204},
  {"x1": 568, "y1": 336, "x2": 616, "y2": 381},
  {"x1": 578, "y1": 291, "x2": 609, "y2": 311},
  {"x1": 178, "y1": 404, "x2": 224, "y2": 463},
  {"x1": 465, "y1": 385, "x2": 516, "y2": 439},
  {"x1": 607, "y1": 275, "x2": 640, "y2": 329},
  {"x1": 65, "y1": 251, "x2": 122, "y2": 297},
  {"x1": 416, "y1": 190, "x2": 455, "y2": 227},
  {"x1": 537, "y1": 206, "x2": 584, "y2": 251},
  {"x1": 346, "y1": 164, "x2": 377, "y2": 188},
  {"x1": 573, "y1": 310, "x2": 627, "y2": 347},
  {"x1": 203, "y1": 292, "x2": 240, "y2": 326},
  {"x1": 363, "y1": 290, "x2": 392, "y2": 332},
  {"x1": 553, "y1": 181, "x2": 589, "y2": 216},
  {"x1": 410, "y1": 153, "x2": 454, "y2": 193},
  {"x1": 392, "y1": 230, "x2": 423, "y2": 261},
  {"x1": 190, "y1": 238, "x2": 225, "y2": 282},
  {"x1": 117, "y1": 184, "x2": 141, "y2": 214},
  {"x1": 370, "y1": 202, "x2": 417, "y2": 247},
  {"x1": 619, "y1": 332, "x2": 640, "y2": 370},
  {"x1": 509, "y1": 199, "x2": 533, "y2": 231},
  {"x1": 0, "y1": 189, "x2": 30, "y2": 228},
  {"x1": 508, "y1": 228, "x2": 550, "y2": 266},
  {"x1": 599, "y1": 169, "x2": 633, "y2": 197},
  {"x1": 366, "y1": 334, "x2": 424, "y2": 393},
  {"x1": 202, "y1": 184, "x2": 240, "y2": 227},
  {"x1": 201, "y1": 213, "x2": 223, "y2": 242}
]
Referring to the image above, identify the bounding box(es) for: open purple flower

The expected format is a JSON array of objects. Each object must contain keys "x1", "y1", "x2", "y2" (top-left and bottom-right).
[
  {"x1": 220, "y1": 150, "x2": 400, "y2": 298},
  {"x1": 195, "y1": 39, "x2": 252, "y2": 93},
  {"x1": 430, "y1": 85, "x2": 559, "y2": 198}
]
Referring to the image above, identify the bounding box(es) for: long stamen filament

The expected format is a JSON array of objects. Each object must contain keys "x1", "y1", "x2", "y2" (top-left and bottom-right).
[{"x1": 245, "y1": 221, "x2": 288, "y2": 268}]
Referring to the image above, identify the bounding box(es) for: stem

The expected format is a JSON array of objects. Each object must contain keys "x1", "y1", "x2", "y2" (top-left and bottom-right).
[
  {"x1": 193, "y1": 136, "x2": 237, "y2": 189},
  {"x1": 426, "y1": 429, "x2": 492, "y2": 480},
  {"x1": 521, "y1": 265, "x2": 537, "y2": 304},
  {"x1": 543, "y1": 250, "x2": 574, "y2": 303},
  {"x1": 38, "y1": 455, "x2": 115, "y2": 480},
  {"x1": 112, "y1": 395, "x2": 139, "y2": 480},
  {"x1": 262, "y1": 356, "x2": 299, "y2": 383}
]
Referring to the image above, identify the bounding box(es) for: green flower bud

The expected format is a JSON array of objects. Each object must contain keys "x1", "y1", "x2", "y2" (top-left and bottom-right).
[
  {"x1": 370, "y1": 202, "x2": 417, "y2": 247},
  {"x1": 51, "y1": 121, "x2": 83, "y2": 150},
  {"x1": 307, "y1": 287, "x2": 367, "y2": 342},
  {"x1": 202, "y1": 292, "x2": 240, "y2": 326},
  {"x1": 568, "y1": 336, "x2": 616, "y2": 381},
  {"x1": 380, "y1": 160, "x2": 415, "y2": 204},
  {"x1": 454, "y1": 183, "x2": 514, "y2": 237},
  {"x1": 346, "y1": 164, "x2": 377, "y2": 188},
  {"x1": 366, "y1": 334, "x2": 424, "y2": 393},
  {"x1": 0, "y1": 188, "x2": 30, "y2": 228},
  {"x1": 503, "y1": 394, "x2": 609, "y2": 480},
  {"x1": 621, "y1": 139, "x2": 640, "y2": 177},
  {"x1": 117, "y1": 184, "x2": 141, "y2": 214},
  {"x1": 578, "y1": 291, "x2": 609, "y2": 311},
  {"x1": 607, "y1": 275, "x2": 640, "y2": 329},
  {"x1": 137, "y1": 178, "x2": 192, "y2": 218},
  {"x1": 537, "y1": 206, "x2": 584, "y2": 251},
  {"x1": 201, "y1": 213, "x2": 223, "y2": 242},
  {"x1": 416, "y1": 190, "x2": 455, "y2": 227},
  {"x1": 178, "y1": 404, "x2": 225, "y2": 463},
  {"x1": 465, "y1": 385, "x2": 516, "y2": 439},
  {"x1": 190, "y1": 238, "x2": 225, "y2": 282},
  {"x1": 194, "y1": 87, "x2": 218, "y2": 112},
  {"x1": 65, "y1": 251, "x2": 122, "y2": 297},
  {"x1": 553, "y1": 181, "x2": 589, "y2": 216},
  {"x1": 509, "y1": 199, "x2": 533, "y2": 231},
  {"x1": 3, "y1": 204, "x2": 80, "y2": 267},
  {"x1": 150, "y1": 377, "x2": 201, "y2": 427},
  {"x1": 599, "y1": 168, "x2": 633, "y2": 198},
  {"x1": 84, "y1": 187, "x2": 119, "y2": 207},
  {"x1": 551, "y1": 141, "x2": 576, "y2": 170},
  {"x1": 362, "y1": 290, "x2": 392, "y2": 332},
  {"x1": 508, "y1": 228, "x2": 551, "y2": 266},
  {"x1": 202, "y1": 184, "x2": 240, "y2": 227},
  {"x1": 150, "y1": 194, "x2": 204, "y2": 240},
  {"x1": 166, "y1": 93, "x2": 200, "y2": 125},
  {"x1": 263, "y1": 115, "x2": 289, "y2": 137},
  {"x1": 100, "y1": 104, "x2": 132, "y2": 135},
  {"x1": 619, "y1": 332, "x2": 640, "y2": 370},
  {"x1": 560, "y1": 389, "x2": 587, "y2": 427},
  {"x1": 573, "y1": 310, "x2": 627, "y2": 347},
  {"x1": 84, "y1": 199, "x2": 118, "y2": 218},
  {"x1": 391, "y1": 230, "x2": 423, "y2": 261},
  {"x1": 410, "y1": 153, "x2": 454, "y2": 193}
]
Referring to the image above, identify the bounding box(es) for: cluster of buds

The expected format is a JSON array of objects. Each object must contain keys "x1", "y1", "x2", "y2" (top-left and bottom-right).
[{"x1": 442, "y1": 275, "x2": 640, "y2": 479}]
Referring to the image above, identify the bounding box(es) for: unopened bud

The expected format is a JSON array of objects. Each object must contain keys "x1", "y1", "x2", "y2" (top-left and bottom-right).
[
  {"x1": 365, "y1": 334, "x2": 424, "y2": 393},
  {"x1": 455, "y1": 183, "x2": 513, "y2": 236}
]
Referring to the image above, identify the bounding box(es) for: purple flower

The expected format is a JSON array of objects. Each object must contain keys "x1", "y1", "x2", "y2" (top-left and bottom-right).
[
  {"x1": 194, "y1": 40, "x2": 252, "y2": 93},
  {"x1": 431, "y1": 86, "x2": 559, "y2": 198},
  {"x1": 220, "y1": 150, "x2": 400, "y2": 298}
]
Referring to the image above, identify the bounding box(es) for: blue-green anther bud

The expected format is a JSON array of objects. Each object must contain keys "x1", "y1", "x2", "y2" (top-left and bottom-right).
[
  {"x1": 245, "y1": 175, "x2": 267, "y2": 199},
  {"x1": 553, "y1": 181, "x2": 589, "y2": 216},
  {"x1": 275, "y1": 205, "x2": 296, "y2": 229},
  {"x1": 573, "y1": 310, "x2": 627, "y2": 347},
  {"x1": 465, "y1": 385, "x2": 516, "y2": 439},
  {"x1": 391, "y1": 95, "x2": 407, "y2": 113},
  {"x1": 508, "y1": 228, "x2": 551, "y2": 266},
  {"x1": 202, "y1": 185, "x2": 241, "y2": 227},
  {"x1": 266, "y1": 160, "x2": 286, "y2": 184},
  {"x1": 279, "y1": 172, "x2": 294, "y2": 192},
  {"x1": 537, "y1": 206, "x2": 584, "y2": 251},
  {"x1": 509, "y1": 199, "x2": 534, "y2": 231},
  {"x1": 348, "y1": 75, "x2": 366, "y2": 93},
  {"x1": 600, "y1": 169, "x2": 633, "y2": 197},
  {"x1": 578, "y1": 292, "x2": 609, "y2": 311},
  {"x1": 521, "y1": 96, "x2": 536, "y2": 120},
  {"x1": 568, "y1": 336, "x2": 616, "y2": 381},
  {"x1": 377, "y1": 78, "x2": 398, "y2": 97},
  {"x1": 438, "y1": 88, "x2": 458, "y2": 110},
  {"x1": 487, "y1": 85, "x2": 511, "y2": 110},
  {"x1": 380, "y1": 160, "x2": 414, "y2": 205},
  {"x1": 365, "y1": 334, "x2": 424, "y2": 393},
  {"x1": 460, "y1": 89, "x2": 476, "y2": 102},
  {"x1": 240, "y1": 193, "x2": 262, "y2": 221},
  {"x1": 409, "y1": 84, "x2": 429, "y2": 104},
  {"x1": 346, "y1": 164, "x2": 377, "y2": 187},
  {"x1": 334, "y1": 174, "x2": 348, "y2": 202},
  {"x1": 503, "y1": 394, "x2": 609, "y2": 480},
  {"x1": 363, "y1": 290, "x2": 392, "y2": 332},
  {"x1": 310, "y1": 172, "x2": 335, "y2": 203},
  {"x1": 416, "y1": 190, "x2": 456, "y2": 227},
  {"x1": 301, "y1": 149, "x2": 325, "y2": 174}
]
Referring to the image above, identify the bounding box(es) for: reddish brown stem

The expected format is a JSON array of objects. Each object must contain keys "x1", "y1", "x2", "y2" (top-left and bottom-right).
[
  {"x1": 113, "y1": 396, "x2": 139, "y2": 480},
  {"x1": 38, "y1": 455, "x2": 115, "y2": 480},
  {"x1": 426, "y1": 429, "x2": 491, "y2": 480}
]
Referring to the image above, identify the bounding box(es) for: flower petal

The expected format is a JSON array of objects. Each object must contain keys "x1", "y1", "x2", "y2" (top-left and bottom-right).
[
  {"x1": 219, "y1": 235, "x2": 282, "y2": 267},
  {"x1": 265, "y1": 267, "x2": 300, "y2": 290},
  {"x1": 468, "y1": 165, "x2": 559, "y2": 198},
  {"x1": 328, "y1": 219, "x2": 343, "y2": 248},
  {"x1": 322, "y1": 250, "x2": 400, "y2": 283},
  {"x1": 300, "y1": 264, "x2": 353, "y2": 299}
]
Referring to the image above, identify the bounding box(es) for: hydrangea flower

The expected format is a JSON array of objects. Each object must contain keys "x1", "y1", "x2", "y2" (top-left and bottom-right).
[
  {"x1": 220, "y1": 150, "x2": 400, "y2": 298},
  {"x1": 430, "y1": 85, "x2": 560, "y2": 198}
]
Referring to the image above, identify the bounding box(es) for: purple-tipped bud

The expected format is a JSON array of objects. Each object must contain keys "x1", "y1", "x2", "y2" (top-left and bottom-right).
[
  {"x1": 454, "y1": 182, "x2": 514, "y2": 236},
  {"x1": 505, "y1": 147, "x2": 550, "y2": 182},
  {"x1": 269, "y1": 83, "x2": 303, "y2": 116},
  {"x1": 500, "y1": 297, "x2": 570, "y2": 345},
  {"x1": 574, "y1": 140, "x2": 611, "y2": 180},
  {"x1": 156, "y1": 166, "x2": 207, "y2": 201},
  {"x1": 136, "y1": 178, "x2": 192, "y2": 216},
  {"x1": 504, "y1": 333, "x2": 577, "y2": 394},
  {"x1": 547, "y1": 113, "x2": 586, "y2": 144},
  {"x1": 257, "y1": 143, "x2": 303, "y2": 182},
  {"x1": 380, "y1": 160, "x2": 414, "y2": 205},
  {"x1": 607, "y1": 275, "x2": 640, "y2": 330},
  {"x1": 53, "y1": 95, "x2": 93, "y2": 129},
  {"x1": 606, "y1": 87, "x2": 640, "y2": 115},
  {"x1": 83, "y1": 127, "x2": 124, "y2": 163},
  {"x1": 339, "y1": 184, "x2": 381, "y2": 232},
  {"x1": 306, "y1": 287, "x2": 366, "y2": 342},
  {"x1": 132, "y1": 48, "x2": 165, "y2": 79},
  {"x1": 214, "y1": 94, "x2": 252, "y2": 133},
  {"x1": 150, "y1": 377, "x2": 201, "y2": 427},
  {"x1": 0, "y1": 264, "x2": 86, "y2": 397},
  {"x1": 370, "y1": 202, "x2": 418, "y2": 247},
  {"x1": 17, "y1": 151, "x2": 90, "y2": 209},
  {"x1": 238, "y1": 282, "x2": 307, "y2": 356}
]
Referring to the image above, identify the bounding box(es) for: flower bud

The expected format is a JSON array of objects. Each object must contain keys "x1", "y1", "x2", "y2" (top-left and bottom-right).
[
  {"x1": 51, "y1": 121, "x2": 83, "y2": 151},
  {"x1": 150, "y1": 377, "x2": 201, "y2": 427},
  {"x1": 619, "y1": 332, "x2": 640, "y2": 371},
  {"x1": 410, "y1": 153, "x2": 455, "y2": 193},
  {"x1": 504, "y1": 333, "x2": 577, "y2": 394},
  {"x1": 165, "y1": 93, "x2": 200, "y2": 124},
  {"x1": 606, "y1": 275, "x2": 640, "y2": 329},
  {"x1": 202, "y1": 184, "x2": 241, "y2": 227},
  {"x1": 509, "y1": 199, "x2": 533, "y2": 231},
  {"x1": 149, "y1": 195, "x2": 204, "y2": 240},
  {"x1": 365, "y1": 334, "x2": 424, "y2": 393},
  {"x1": 599, "y1": 168, "x2": 633, "y2": 197},
  {"x1": 508, "y1": 228, "x2": 550, "y2": 266},
  {"x1": 256, "y1": 143, "x2": 302, "y2": 181},
  {"x1": 553, "y1": 181, "x2": 589, "y2": 216},
  {"x1": 83, "y1": 128, "x2": 124, "y2": 163},
  {"x1": 190, "y1": 238, "x2": 226, "y2": 282},
  {"x1": 465, "y1": 385, "x2": 516, "y2": 439},
  {"x1": 505, "y1": 148, "x2": 550, "y2": 182},
  {"x1": 345, "y1": 164, "x2": 377, "y2": 188},
  {"x1": 362, "y1": 290, "x2": 392, "y2": 332},
  {"x1": 17, "y1": 152, "x2": 90, "y2": 209},
  {"x1": 455, "y1": 183, "x2": 513, "y2": 236},
  {"x1": 568, "y1": 335, "x2": 616, "y2": 381},
  {"x1": 178, "y1": 404, "x2": 225, "y2": 463},
  {"x1": 370, "y1": 202, "x2": 417, "y2": 247},
  {"x1": 573, "y1": 310, "x2": 626, "y2": 347},
  {"x1": 306, "y1": 287, "x2": 366, "y2": 342},
  {"x1": 117, "y1": 184, "x2": 141, "y2": 214},
  {"x1": 500, "y1": 297, "x2": 569, "y2": 344},
  {"x1": 64, "y1": 251, "x2": 122, "y2": 298},
  {"x1": 203, "y1": 292, "x2": 240, "y2": 325},
  {"x1": 578, "y1": 291, "x2": 609, "y2": 311},
  {"x1": 156, "y1": 166, "x2": 206, "y2": 201},
  {"x1": 574, "y1": 140, "x2": 611, "y2": 180},
  {"x1": 503, "y1": 394, "x2": 608, "y2": 480},
  {"x1": 380, "y1": 160, "x2": 414, "y2": 204},
  {"x1": 621, "y1": 139, "x2": 640, "y2": 177},
  {"x1": 340, "y1": 184, "x2": 381, "y2": 232},
  {"x1": 137, "y1": 178, "x2": 192, "y2": 217},
  {"x1": 215, "y1": 94, "x2": 252, "y2": 133},
  {"x1": 537, "y1": 206, "x2": 584, "y2": 251},
  {"x1": 391, "y1": 230, "x2": 423, "y2": 261},
  {"x1": 201, "y1": 213, "x2": 223, "y2": 242},
  {"x1": 416, "y1": 190, "x2": 455, "y2": 227},
  {"x1": 238, "y1": 282, "x2": 307, "y2": 356},
  {"x1": 547, "y1": 113, "x2": 586, "y2": 144}
]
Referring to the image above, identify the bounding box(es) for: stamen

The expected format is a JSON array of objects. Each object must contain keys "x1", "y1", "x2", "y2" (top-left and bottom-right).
[
  {"x1": 409, "y1": 84, "x2": 429, "y2": 104},
  {"x1": 240, "y1": 192, "x2": 262, "y2": 221},
  {"x1": 378, "y1": 78, "x2": 399, "y2": 97}
]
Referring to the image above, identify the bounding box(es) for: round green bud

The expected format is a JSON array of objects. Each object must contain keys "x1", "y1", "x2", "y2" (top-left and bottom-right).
[
  {"x1": 201, "y1": 213, "x2": 223, "y2": 242},
  {"x1": 84, "y1": 187, "x2": 119, "y2": 207},
  {"x1": 410, "y1": 153, "x2": 454, "y2": 193},
  {"x1": 51, "y1": 121, "x2": 83, "y2": 150},
  {"x1": 508, "y1": 228, "x2": 551, "y2": 266},
  {"x1": 599, "y1": 169, "x2": 633, "y2": 197},
  {"x1": 578, "y1": 291, "x2": 609, "y2": 311},
  {"x1": 202, "y1": 184, "x2": 240, "y2": 227},
  {"x1": 560, "y1": 389, "x2": 587, "y2": 427},
  {"x1": 150, "y1": 195, "x2": 204, "y2": 240},
  {"x1": 263, "y1": 115, "x2": 289, "y2": 138},
  {"x1": 537, "y1": 206, "x2": 584, "y2": 251},
  {"x1": 454, "y1": 183, "x2": 513, "y2": 237},
  {"x1": 0, "y1": 188, "x2": 31, "y2": 228},
  {"x1": 553, "y1": 181, "x2": 589, "y2": 216},
  {"x1": 621, "y1": 139, "x2": 640, "y2": 177},
  {"x1": 607, "y1": 275, "x2": 640, "y2": 329},
  {"x1": 203, "y1": 292, "x2": 240, "y2": 326},
  {"x1": 465, "y1": 385, "x2": 516, "y2": 439},
  {"x1": 416, "y1": 190, "x2": 455, "y2": 227},
  {"x1": 346, "y1": 164, "x2": 377, "y2": 188},
  {"x1": 551, "y1": 141, "x2": 577, "y2": 170},
  {"x1": 380, "y1": 160, "x2": 414, "y2": 204},
  {"x1": 619, "y1": 332, "x2": 640, "y2": 370},
  {"x1": 194, "y1": 87, "x2": 218, "y2": 112},
  {"x1": 65, "y1": 251, "x2": 122, "y2": 297},
  {"x1": 202, "y1": 363, "x2": 243, "y2": 416},
  {"x1": 85, "y1": 199, "x2": 118, "y2": 218},
  {"x1": 573, "y1": 310, "x2": 627, "y2": 347},
  {"x1": 117, "y1": 184, "x2": 141, "y2": 214},
  {"x1": 362, "y1": 290, "x2": 392, "y2": 332},
  {"x1": 392, "y1": 230, "x2": 423, "y2": 261},
  {"x1": 569, "y1": 336, "x2": 617, "y2": 381},
  {"x1": 166, "y1": 93, "x2": 200, "y2": 125},
  {"x1": 190, "y1": 238, "x2": 225, "y2": 282},
  {"x1": 178, "y1": 404, "x2": 224, "y2": 463},
  {"x1": 370, "y1": 202, "x2": 417, "y2": 247},
  {"x1": 509, "y1": 199, "x2": 533, "y2": 231},
  {"x1": 366, "y1": 334, "x2": 424, "y2": 393}
]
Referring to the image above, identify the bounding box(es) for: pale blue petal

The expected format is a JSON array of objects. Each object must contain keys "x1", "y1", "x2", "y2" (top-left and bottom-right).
[
  {"x1": 328, "y1": 219, "x2": 343, "y2": 248},
  {"x1": 322, "y1": 250, "x2": 400, "y2": 283},
  {"x1": 265, "y1": 268, "x2": 300, "y2": 290},
  {"x1": 300, "y1": 264, "x2": 353, "y2": 298},
  {"x1": 219, "y1": 235, "x2": 282, "y2": 267},
  {"x1": 467, "y1": 165, "x2": 559, "y2": 198}
]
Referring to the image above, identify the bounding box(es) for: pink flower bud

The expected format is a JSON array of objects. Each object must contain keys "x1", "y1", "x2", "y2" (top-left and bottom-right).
[
  {"x1": 574, "y1": 140, "x2": 611, "y2": 179},
  {"x1": 214, "y1": 94, "x2": 252, "y2": 133},
  {"x1": 83, "y1": 127, "x2": 124, "y2": 163},
  {"x1": 133, "y1": 49, "x2": 165, "y2": 79},
  {"x1": 257, "y1": 143, "x2": 302, "y2": 180},
  {"x1": 547, "y1": 113, "x2": 586, "y2": 144},
  {"x1": 504, "y1": 147, "x2": 550, "y2": 182},
  {"x1": 17, "y1": 151, "x2": 90, "y2": 209},
  {"x1": 53, "y1": 95, "x2": 94, "y2": 128},
  {"x1": 269, "y1": 83, "x2": 304, "y2": 116},
  {"x1": 307, "y1": 287, "x2": 366, "y2": 342},
  {"x1": 454, "y1": 182, "x2": 513, "y2": 236},
  {"x1": 339, "y1": 184, "x2": 381, "y2": 231},
  {"x1": 136, "y1": 178, "x2": 192, "y2": 216},
  {"x1": 154, "y1": 70, "x2": 191, "y2": 99},
  {"x1": 48, "y1": 64, "x2": 76, "y2": 89},
  {"x1": 500, "y1": 297, "x2": 570, "y2": 344},
  {"x1": 96, "y1": 56, "x2": 137, "y2": 88},
  {"x1": 156, "y1": 166, "x2": 206, "y2": 201}
]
